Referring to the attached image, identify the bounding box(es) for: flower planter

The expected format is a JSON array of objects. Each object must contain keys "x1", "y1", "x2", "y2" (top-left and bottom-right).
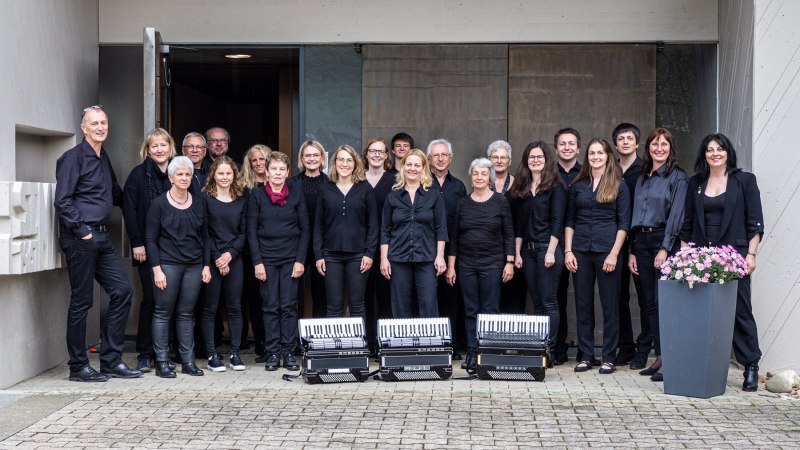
[{"x1": 657, "y1": 279, "x2": 737, "y2": 399}]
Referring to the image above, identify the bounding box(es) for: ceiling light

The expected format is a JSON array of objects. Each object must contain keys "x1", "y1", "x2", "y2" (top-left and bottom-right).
[{"x1": 225, "y1": 54, "x2": 252, "y2": 59}]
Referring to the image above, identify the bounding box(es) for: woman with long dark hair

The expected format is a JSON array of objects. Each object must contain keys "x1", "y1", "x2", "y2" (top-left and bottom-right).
[
  {"x1": 627, "y1": 128, "x2": 688, "y2": 382},
  {"x1": 508, "y1": 141, "x2": 567, "y2": 366},
  {"x1": 564, "y1": 139, "x2": 630, "y2": 375},
  {"x1": 201, "y1": 156, "x2": 247, "y2": 372},
  {"x1": 680, "y1": 133, "x2": 764, "y2": 391},
  {"x1": 122, "y1": 128, "x2": 175, "y2": 372}
]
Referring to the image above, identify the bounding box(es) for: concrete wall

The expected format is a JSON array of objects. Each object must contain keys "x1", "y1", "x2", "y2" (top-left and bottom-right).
[
  {"x1": 98, "y1": 0, "x2": 717, "y2": 45},
  {"x1": 0, "y1": 0, "x2": 100, "y2": 388},
  {"x1": 749, "y1": 0, "x2": 800, "y2": 371}
]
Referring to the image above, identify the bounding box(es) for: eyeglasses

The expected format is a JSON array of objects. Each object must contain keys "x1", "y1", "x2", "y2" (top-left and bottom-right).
[
  {"x1": 209, "y1": 139, "x2": 228, "y2": 145},
  {"x1": 528, "y1": 155, "x2": 545, "y2": 161},
  {"x1": 83, "y1": 104, "x2": 102, "y2": 112},
  {"x1": 367, "y1": 148, "x2": 387, "y2": 155},
  {"x1": 336, "y1": 157, "x2": 355, "y2": 164},
  {"x1": 183, "y1": 145, "x2": 207, "y2": 151}
]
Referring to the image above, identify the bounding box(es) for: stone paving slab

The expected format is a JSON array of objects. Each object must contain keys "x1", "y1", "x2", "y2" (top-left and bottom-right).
[{"x1": 0, "y1": 353, "x2": 798, "y2": 449}]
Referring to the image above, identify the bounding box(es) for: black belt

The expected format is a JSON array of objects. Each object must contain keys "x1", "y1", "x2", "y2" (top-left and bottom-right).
[
  {"x1": 524, "y1": 241, "x2": 549, "y2": 250},
  {"x1": 87, "y1": 224, "x2": 108, "y2": 232},
  {"x1": 632, "y1": 226, "x2": 664, "y2": 234}
]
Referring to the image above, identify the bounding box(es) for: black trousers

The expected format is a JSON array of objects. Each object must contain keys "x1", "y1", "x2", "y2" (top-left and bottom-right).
[
  {"x1": 390, "y1": 261, "x2": 439, "y2": 318},
  {"x1": 459, "y1": 265, "x2": 502, "y2": 351},
  {"x1": 617, "y1": 239, "x2": 652, "y2": 356},
  {"x1": 300, "y1": 246, "x2": 327, "y2": 318},
  {"x1": 261, "y1": 262, "x2": 300, "y2": 356},
  {"x1": 60, "y1": 230, "x2": 133, "y2": 372},
  {"x1": 500, "y1": 267, "x2": 527, "y2": 313},
  {"x1": 733, "y1": 275, "x2": 762, "y2": 366},
  {"x1": 153, "y1": 263, "x2": 203, "y2": 363},
  {"x1": 135, "y1": 263, "x2": 156, "y2": 357},
  {"x1": 555, "y1": 266, "x2": 573, "y2": 355},
  {"x1": 202, "y1": 256, "x2": 244, "y2": 354},
  {"x1": 631, "y1": 231, "x2": 673, "y2": 356},
  {"x1": 242, "y1": 254, "x2": 265, "y2": 353},
  {"x1": 364, "y1": 253, "x2": 392, "y2": 347},
  {"x1": 521, "y1": 246, "x2": 563, "y2": 350},
  {"x1": 573, "y1": 251, "x2": 620, "y2": 363},
  {"x1": 437, "y1": 274, "x2": 465, "y2": 349},
  {"x1": 324, "y1": 252, "x2": 367, "y2": 318}
]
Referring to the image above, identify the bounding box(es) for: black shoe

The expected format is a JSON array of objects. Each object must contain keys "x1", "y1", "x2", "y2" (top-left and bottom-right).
[
  {"x1": 181, "y1": 361, "x2": 204, "y2": 376},
  {"x1": 283, "y1": 353, "x2": 300, "y2": 371},
  {"x1": 254, "y1": 354, "x2": 267, "y2": 363},
  {"x1": 650, "y1": 372, "x2": 664, "y2": 382},
  {"x1": 69, "y1": 365, "x2": 110, "y2": 382},
  {"x1": 553, "y1": 352, "x2": 568, "y2": 366},
  {"x1": 452, "y1": 351, "x2": 463, "y2": 361},
  {"x1": 207, "y1": 354, "x2": 226, "y2": 372},
  {"x1": 100, "y1": 362, "x2": 143, "y2": 379},
  {"x1": 136, "y1": 354, "x2": 153, "y2": 373},
  {"x1": 264, "y1": 354, "x2": 280, "y2": 371},
  {"x1": 639, "y1": 366, "x2": 658, "y2": 376},
  {"x1": 613, "y1": 350, "x2": 635, "y2": 366},
  {"x1": 229, "y1": 353, "x2": 246, "y2": 371},
  {"x1": 574, "y1": 360, "x2": 593, "y2": 373},
  {"x1": 545, "y1": 351, "x2": 555, "y2": 369},
  {"x1": 466, "y1": 353, "x2": 477, "y2": 372},
  {"x1": 629, "y1": 352, "x2": 649, "y2": 370},
  {"x1": 460, "y1": 362, "x2": 467, "y2": 369},
  {"x1": 743, "y1": 365, "x2": 759, "y2": 392},
  {"x1": 155, "y1": 361, "x2": 176, "y2": 378}
]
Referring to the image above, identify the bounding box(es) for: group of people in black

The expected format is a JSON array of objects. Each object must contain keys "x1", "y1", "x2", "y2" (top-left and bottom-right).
[{"x1": 55, "y1": 106, "x2": 763, "y2": 391}]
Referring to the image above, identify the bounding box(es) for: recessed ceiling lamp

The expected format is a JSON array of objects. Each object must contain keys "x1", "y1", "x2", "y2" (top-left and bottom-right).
[{"x1": 225, "y1": 54, "x2": 252, "y2": 59}]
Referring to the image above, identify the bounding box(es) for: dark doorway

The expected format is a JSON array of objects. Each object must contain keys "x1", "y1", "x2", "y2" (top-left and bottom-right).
[{"x1": 168, "y1": 46, "x2": 299, "y2": 164}]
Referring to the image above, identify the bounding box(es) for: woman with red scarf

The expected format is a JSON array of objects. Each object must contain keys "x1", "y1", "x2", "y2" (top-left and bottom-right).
[{"x1": 246, "y1": 151, "x2": 309, "y2": 372}]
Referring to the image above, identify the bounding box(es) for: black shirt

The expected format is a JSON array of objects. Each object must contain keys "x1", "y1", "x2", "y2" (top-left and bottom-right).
[
  {"x1": 630, "y1": 165, "x2": 688, "y2": 250},
  {"x1": 566, "y1": 177, "x2": 631, "y2": 253},
  {"x1": 291, "y1": 172, "x2": 326, "y2": 229},
  {"x1": 189, "y1": 158, "x2": 211, "y2": 196},
  {"x1": 621, "y1": 156, "x2": 643, "y2": 203},
  {"x1": 449, "y1": 192, "x2": 514, "y2": 269},
  {"x1": 247, "y1": 184, "x2": 310, "y2": 266},
  {"x1": 145, "y1": 193, "x2": 210, "y2": 266},
  {"x1": 703, "y1": 193, "x2": 726, "y2": 244},
  {"x1": 559, "y1": 161, "x2": 582, "y2": 187},
  {"x1": 205, "y1": 194, "x2": 247, "y2": 261},
  {"x1": 513, "y1": 183, "x2": 568, "y2": 244},
  {"x1": 370, "y1": 169, "x2": 397, "y2": 224},
  {"x1": 313, "y1": 181, "x2": 379, "y2": 260},
  {"x1": 429, "y1": 171, "x2": 467, "y2": 250},
  {"x1": 381, "y1": 186, "x2": 448, "y2": 262},
  {"x1": 54, "y1": 139, "x2": 123, "y2": 238}
]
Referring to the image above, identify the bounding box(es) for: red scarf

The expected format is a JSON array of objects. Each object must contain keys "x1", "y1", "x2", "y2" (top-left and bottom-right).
[{"x1": 266, "y1": 183, "x2": 288, "y2": 206}]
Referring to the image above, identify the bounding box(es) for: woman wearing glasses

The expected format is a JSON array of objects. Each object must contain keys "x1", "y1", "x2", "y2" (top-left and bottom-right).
[
  {"x1": 122, "y1": 128, "x2": 176, "y2": 372},
  {"x1": 487, "y1": 140, "x2": 515, "y2": 194},
  {"x1": 314, "y1": 145, "x2": 378, "y2": 318}
]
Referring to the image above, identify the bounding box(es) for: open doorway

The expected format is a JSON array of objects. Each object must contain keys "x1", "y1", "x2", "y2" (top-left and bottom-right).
[{"x1": 167, "y1": 46, "x2": 299, "y2": 164}]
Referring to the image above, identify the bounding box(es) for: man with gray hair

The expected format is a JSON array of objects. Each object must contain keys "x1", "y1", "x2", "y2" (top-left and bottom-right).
[
  {"x1": 54, "y1": 105, "x2": 141, "y2": 381},
  {"x1": 181, "y1": 132, "x2": 211, "y2": 194},
  {"x1": 427, "y1": 138, "x2": 467, "y2": 360}
]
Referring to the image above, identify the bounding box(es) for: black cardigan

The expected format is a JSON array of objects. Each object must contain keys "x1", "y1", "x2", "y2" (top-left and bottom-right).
[{"x1": 122, "y1": 157, "x2": 171, "y2": 263}]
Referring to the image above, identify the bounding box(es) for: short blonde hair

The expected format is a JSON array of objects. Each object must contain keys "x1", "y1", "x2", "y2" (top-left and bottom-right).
[
  {"x1": 139, "y1": 128, "x2": 177, "y2": 161},
  {"x1": 241, "y1": 144, "x2": 272, "y2": 189},
  {"x1": 297, "y1": 140, "x2": 326, "y2": 172},
  {"x1": 393, "y1": 149, "x2": 432, "y2": 191},
  {"x1": 329, "y1": 145, "x2": 366, "y2": 183}
]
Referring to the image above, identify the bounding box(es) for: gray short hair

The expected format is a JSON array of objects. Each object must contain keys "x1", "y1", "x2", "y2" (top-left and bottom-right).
[
  {"x1": 486, "y1": 140, "x2": 512, "y2": 159},
  {"x1": 182, "y1": 131, "x2": 206, "y2": 147},
  {"x1": 426, "y1": 138, "x2": 453, "y2": 157},
  {"x1": 168, "y1": 156, "x2": 195, "y2": 176},
  {"x1": 468, "y1": 158, "x2": 496, "y2": 185}
]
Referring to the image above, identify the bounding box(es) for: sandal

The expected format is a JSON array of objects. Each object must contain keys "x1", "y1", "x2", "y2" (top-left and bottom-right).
[
  {"x1": 574, "y1": 360, "x2": 592, "y2": 372},
  {"x1": 598, "y1": 362, "x2": 615, "y2": 374}
]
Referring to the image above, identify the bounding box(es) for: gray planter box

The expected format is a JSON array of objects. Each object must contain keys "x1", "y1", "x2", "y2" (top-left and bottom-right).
[{"x1": 658, "y1": 279, "x2": 738, "y2": 399}]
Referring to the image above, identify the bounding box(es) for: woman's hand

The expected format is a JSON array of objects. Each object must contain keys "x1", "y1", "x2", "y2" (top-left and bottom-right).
[
  {"x1": 201, "y1": 266, "x2": 211, "y2": 284},
  {"x1": 514, "y1": 254, "x2": 523, "y2": 269},
  {"x1": 360, "y1": 256, "x2": 373, "y2": 274},
  {"x1": 544, "y1": 251, "x2": 555, "y2": 268},
  {"x1": 215, "y1": 252, "x2": 232, "y2": 269},
  {"x1": 434, "y1": 256, "x2": 447, "y2": 276},
  {"x1": 746, "y1": 254, "x2": 757, "y2": 274},
  {"x1": 219, "y1": 264, "x2": 230, "y2": 276},
  {"x1": 291, "y1": 262, "x2": 305, "y2": 278},
  {"x1": 316, "y1": 259, "x2": 326, "y2": 276},
  {"x1": 132, "y1": 246, "x2": 146, "y2": 263},
  {"x1": 565, "y1": 252, "x2": 578, "y2": 273},
  {"x1": 445, "y1": 266, "x2": 456, "y2": 286},
  {"x1": 653, "y1": 249, "x2": 668, "y2": 269},
  {"x1": 502, "y1": 263, "x2": 514, "y2": 283},
  {"x1": 153, "y1": 266, "x2": 167, "y2": 290},
  {"x1": 254, "y1": 263, "x2": 267, "y2": 282},
  {"x1": 628, "y1": 253, "x2": 639, "y2": 276},
  {"x1": 380, "y1": 258, "x2": 391, "y2": 280},
  {"x1": 602, "y1": 252, "x2": 618, "y2": 273}
]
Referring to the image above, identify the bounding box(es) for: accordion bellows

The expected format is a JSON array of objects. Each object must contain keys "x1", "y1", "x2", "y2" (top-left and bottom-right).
[
  {"x1": 475, "y1": 314, "x2": 549, "y2": 381},
  {"x1": 377, "y1": 317, "x2": 453, "y2": 381},
  {"x1": 297, "y1": 317, "x2": 371, "y2": 384}
]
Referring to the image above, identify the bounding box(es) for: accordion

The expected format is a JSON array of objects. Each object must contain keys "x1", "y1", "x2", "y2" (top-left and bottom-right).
[
  {"x1": 297, "y1": 317, "x2": 371, "y2": 384},
  {"x1": 475, "y1": 314, "x2": 549, "y2": 381},
  {"x1": 377, "y1": 317, "x2": 453, "y2": 381}
]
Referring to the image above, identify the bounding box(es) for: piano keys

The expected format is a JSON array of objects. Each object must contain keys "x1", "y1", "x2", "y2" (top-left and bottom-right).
[
  {"x1": 297, "y1": 317, "x2": 371, "y2": 384},
  {"x1": 377, "y1": 317, "x2": 453, "y2": 381},
  {"x1": 475, "y1": 314, "x2": 549, "y2": 381}
]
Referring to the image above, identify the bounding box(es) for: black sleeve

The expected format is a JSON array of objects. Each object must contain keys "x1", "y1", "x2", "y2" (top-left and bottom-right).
[
  {"x1": 740, "y1": 173, "x2": 765, "y2": 241},
  {"x1": 229, "y1": 199, "x2": 247, "y2": 260},
  {"x1": 500, "y1": 196, "x2": 515, "y2": 257},
  {"x1": 448, "y1": 200, "x2": 461, "y2": 258},
  {"x1": 122, "y1": 168, "x2": 143, "y2": 247},
  {"x1": 616, "y1": 182, "x2": 631, "y2": 232},
  {"x1": 246, "y1": 191, "x2": 263, "y2": 267},
  {"x1": 679, "y1": 177, "x2": 698, "y2": 244},
  {"x1": 364, "y1": 188, "x2": 379, "y2": 257},
  {"x1": 295, "y1": 194, "x2": 310, "y2": 264},
  {"x1": 144, "y1": 198, "x2": 163, "y2": 267},
  {"x1": 550, "y1": 184, "x2": 567, "y2": 242},
  {"x1": 108, "y1": 155, "x2": 124, "y2": 207},
  {"x1": 565, "y1": 184, "x2": 577, "y2": 230},
  {"x1": 313, "y1": 191, "x2": 325, "y2": 262},
  {"x1": 54, "y1": 150, "x2": 90, "y2": 238}
]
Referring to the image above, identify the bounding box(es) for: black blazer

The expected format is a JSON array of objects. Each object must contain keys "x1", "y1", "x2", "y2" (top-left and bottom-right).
[{"x1": 679, "y1": 170, "x2": 764, "y2": 255}]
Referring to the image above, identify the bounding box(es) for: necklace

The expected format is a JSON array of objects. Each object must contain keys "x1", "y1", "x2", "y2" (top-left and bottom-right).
[{"x1": 168, "y1": 190, "x2": 189, "y2": 205}]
